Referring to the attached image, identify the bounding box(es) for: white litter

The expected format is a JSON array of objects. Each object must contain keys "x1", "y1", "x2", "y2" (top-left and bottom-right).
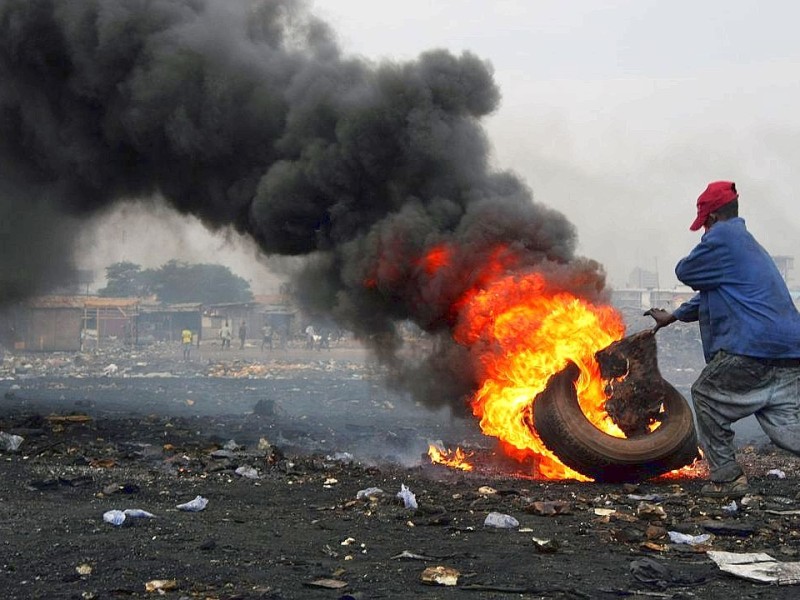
[
  {"x1": 103, "y1": 510, "x2": 126, "y2": 526},
  {"x1": 707, "y1": 551, "x2": 800, "y2": 585},
  {"x1": 102, "y1": 363, "x2": 118, "y2": 376},
  {"x1": 234, "y1": 466, "x2": 259, "y2": 479},
  {"x1": 484, "y1": 512, "x2": 519, "y2": 529},
  {"x1": 667, "y1": 531, "x2": 711, "y2": 545},
  {"x1": 326, "y1": 452, "x2": 354, "y2": 463},
  {"x1": 176, "y1": 495, "x2": 208, "y2": 512},
  {"x1": 0, "y1": 431, "x2": 24, "y2": 451},
  {"x1": 102, "y1": 508, "x2": 156, "y2": 526},
  {"x1": 396, "y1": 484, "x2": 418, "y2": 509},
  {"x1": 356, "y1": 487, "x2": 384, "y2": 500}
]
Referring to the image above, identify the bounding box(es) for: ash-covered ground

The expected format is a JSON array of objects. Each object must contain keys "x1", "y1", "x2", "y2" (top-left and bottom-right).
[{"x1": 2, "y1": 325, "x2": 800, "y2": 599}]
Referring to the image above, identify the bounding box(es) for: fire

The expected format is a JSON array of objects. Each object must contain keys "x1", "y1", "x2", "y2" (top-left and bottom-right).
[
  {"x1": 371, "y1": 244, "x2": 631, "y2": 479},
  {"x1": 417, "y1": 244, "x2": 452, "y2": 275},
  {"x1": 454, "y1": 270, "x2": 626, "y2": 480},
  {"x1": 659, "y1": 450, "x2": 708, "y2": 480},
  {"x1": 428, "y1": 444, "x2": 474, "y2": 471}
]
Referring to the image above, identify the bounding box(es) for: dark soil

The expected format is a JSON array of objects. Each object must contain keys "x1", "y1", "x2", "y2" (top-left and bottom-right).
[{"x1": 2, "y1": 337, "x2": 800, "y2": 599}]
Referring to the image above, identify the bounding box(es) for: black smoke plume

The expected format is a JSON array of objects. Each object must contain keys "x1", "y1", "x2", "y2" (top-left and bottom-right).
[{"x1": 0, "y1": 0, "x2": 609, "y2": 410}]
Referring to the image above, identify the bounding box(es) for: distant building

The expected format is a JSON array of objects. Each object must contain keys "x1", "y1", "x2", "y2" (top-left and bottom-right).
[
  {"x1": 203, "y1": 301, "x2": 263, "y2": 341},
  {"x1": 254, "y1": 294, "x2": 296, "y2": 341},
  {"x1": 10, "y1": 296, "x2": 139, "y2": 352},
  {"x1": 138, "y1": 302, "x2": 202, "y2": 344},
  {"x1": 610, "y1": 287, "x2": 695, "y2": 312},
  {"x1": 627, "y1": 267, "x2": 659, "y2": 289}
]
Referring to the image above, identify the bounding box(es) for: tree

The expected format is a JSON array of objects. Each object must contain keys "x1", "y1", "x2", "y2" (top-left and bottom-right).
[
  {"x1": 98, "y1": 261, "x2": 151, "y2": 297},
  {"x1": 189, "y1": 262, "x2": 253, "y2": 305},
  {"x1": 99, "y1": 260, "x2": 253, "y2": 304},
  {"x1": 151, "y1": 260, "x2": 253, "y2": 304}
]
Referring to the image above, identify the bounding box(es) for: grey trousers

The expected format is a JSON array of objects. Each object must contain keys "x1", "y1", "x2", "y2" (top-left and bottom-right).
[{"x1": 691, "y1": 351, "x2": 800, "y2": 482}]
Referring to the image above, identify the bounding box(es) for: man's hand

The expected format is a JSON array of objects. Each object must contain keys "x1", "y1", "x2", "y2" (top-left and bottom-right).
[{"x1": 643, "y1": 308, "x2": 677, "y2": 332}]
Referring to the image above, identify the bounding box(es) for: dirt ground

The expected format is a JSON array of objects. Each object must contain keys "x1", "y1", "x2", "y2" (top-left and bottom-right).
[{"x1": 2, "y1": 333, "x2": 800, "y2": 599}]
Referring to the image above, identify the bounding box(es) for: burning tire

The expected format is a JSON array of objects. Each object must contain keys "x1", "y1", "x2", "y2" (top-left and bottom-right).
[{"x1": 532, "y1": 361, "x2": 699, "y2": 482}]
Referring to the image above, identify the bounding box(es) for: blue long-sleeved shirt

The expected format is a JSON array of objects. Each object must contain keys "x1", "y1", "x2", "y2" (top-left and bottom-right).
[{"x1": 672, "y1": 217, "x2": 800, "y2": 362}]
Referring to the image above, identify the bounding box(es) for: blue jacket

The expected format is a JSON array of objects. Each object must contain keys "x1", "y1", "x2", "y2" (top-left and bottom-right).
[{"x1": 672, "y1": 217, "x2": 800, "y2": 361}]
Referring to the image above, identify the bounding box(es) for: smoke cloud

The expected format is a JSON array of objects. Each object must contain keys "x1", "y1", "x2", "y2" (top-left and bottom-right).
[{"x1": 0, "y1": 0, "x2": 610, "y2": 410}]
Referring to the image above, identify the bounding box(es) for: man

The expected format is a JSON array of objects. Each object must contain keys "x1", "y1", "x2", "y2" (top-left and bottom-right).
[
  {"x1": 238, "y1": 321, "x2": 247, "y2": 349},
  {"x1": 305, "y1": 324, "x2": 315, "y2": 349},
  {"x1": 645, "y1": 181, "x2": 800, "y2": 498},
  {"x1": 219, "y1": 320, "x2": 232, "y2": 349},
  {"x1": 261, "y1": 323, "x2": 273, "y2": 351},
  {"x1": 181, "y1": 327, "x2": 193, "y2": 360}
]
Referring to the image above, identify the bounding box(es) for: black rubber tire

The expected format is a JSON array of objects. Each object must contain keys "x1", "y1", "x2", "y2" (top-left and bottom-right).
[{"x1": 532, "y1": 362, "x2": 699, "y2": 482}]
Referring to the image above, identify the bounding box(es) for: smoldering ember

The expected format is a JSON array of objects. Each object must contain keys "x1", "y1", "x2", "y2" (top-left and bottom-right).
[{"x1": 2, "y1": 0, "x2": 800, "y2": 599}]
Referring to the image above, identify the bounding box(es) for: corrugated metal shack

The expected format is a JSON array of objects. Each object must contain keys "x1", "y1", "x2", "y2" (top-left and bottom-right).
[
  {"x1": 12, "y1": 296, "x2": 139, "y2": 352},
  {"x1": 254, "y1": 294, "x2": 296, "y2": 335},
  {"x1": 138, "y1": 302, "x2": 202, "y2": 344},
  {"x1": 83, "y1": 297, "x2": 140, "y2": 349},
  {"x1": 203, "y1": 301, "x2": 262, "y2": 342},
  {"x1": 13, "y1": 296, "x2": 83, "y2": 351}
]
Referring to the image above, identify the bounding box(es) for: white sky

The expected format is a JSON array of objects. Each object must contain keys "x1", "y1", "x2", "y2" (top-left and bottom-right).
[
  {"x1": 80, "y1": 0, "x2": 800, "y2": 290},
  {"x1": 316, "y1": 0, "x2": 800, "y2": 287}
]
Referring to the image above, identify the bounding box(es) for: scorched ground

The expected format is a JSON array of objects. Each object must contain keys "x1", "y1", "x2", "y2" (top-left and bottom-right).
[{"x1": 1, "y1": 332, "x2": 800, "y2": 599}]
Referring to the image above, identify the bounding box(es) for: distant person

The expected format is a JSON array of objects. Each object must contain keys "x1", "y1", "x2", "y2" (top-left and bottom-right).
[
  {"x1": 181, "y1": 328, "x2": 193, "y2": 360},
  {"x1": 239, "y1": 321, "x2": 247, "y2": 349},
  {"x1": 277, "y1": 325, "x2": 289, "y2": 351},
  {"x1": 261, "y1": 324, "x2": 273, "y2": 351},
  {"x1": 645, "y1": 181, "x2": 800, "y2": 498},
  {"x1": 219, "y1": 320, "x2": 232, "y2": 349},
  {"x1": 305, "y1": 324, "x2": 315, "y2": 349},
  {"x1": 318, "y1": 328, "x2": 330, "y2": 351}
]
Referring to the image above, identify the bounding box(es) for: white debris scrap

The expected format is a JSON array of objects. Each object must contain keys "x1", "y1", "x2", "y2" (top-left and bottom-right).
[
  {"x1": 0, "y1": 431, "x2": 24, "y2": 452},
  {"x1": 707, "y1": 551, "x2": 800, "y2": 585},
  {"x1": 667, "y1": 531, "x2": 711, "y2": 545},
  {"x1": 356, "y1": 487, "x2": 384, "y2": 500},
  {"x1": 396, "y1": 484, "x2": 418, "y2": 509},
  {"x1": 484, "y1": 512, "x2": 519, "y2": 529},
  {"x1": 102, "y1": 363, "x2": 118, "y2": 376},
  {"x1": 234, "y1": 466, "x2": 260, "y2": 479},
  {"x1": 102, "y1": 508, "x2": 156, "y2": 526},
  {"x1": 176, "y1": 495, "x2": 209, "y2": 512}
]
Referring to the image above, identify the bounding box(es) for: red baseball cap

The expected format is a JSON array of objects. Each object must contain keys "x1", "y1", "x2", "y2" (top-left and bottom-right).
[{"x1": 690, "y1": 181, "x2": 738, "y2": 231}]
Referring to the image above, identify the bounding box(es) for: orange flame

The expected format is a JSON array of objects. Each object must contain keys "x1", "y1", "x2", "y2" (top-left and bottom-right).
[
  {"x1": 428, "y1": 444, "x2": 474, "y2": 471},
  {"x1": 377, "y1": 245, "x2": 631, "y2": 479},
  {"x1": 417, "y1": 244, "x2": 452, "y2": 275},
  {"x1": 660, "y1": 450, "x2": 707, "y2": 480},
  {"x1": 454, "y1": 271, "x2": 626, "y2": 479}
]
